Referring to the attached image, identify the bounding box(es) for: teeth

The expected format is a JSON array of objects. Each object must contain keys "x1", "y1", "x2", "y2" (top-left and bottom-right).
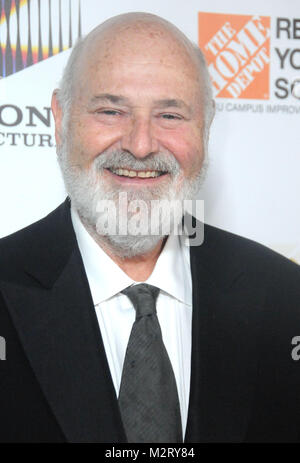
[
  {"x1": 138, "y1": 172, "x2": 147, "y2": 178},
  {"x1": 110, "y1": 168, "x2": 163, "y2": 178}
]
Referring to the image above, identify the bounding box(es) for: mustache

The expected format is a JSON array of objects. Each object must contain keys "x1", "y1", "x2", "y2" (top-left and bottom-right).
[{"x1": 93, "y1": 150, "x2": 180, "y2": 175}]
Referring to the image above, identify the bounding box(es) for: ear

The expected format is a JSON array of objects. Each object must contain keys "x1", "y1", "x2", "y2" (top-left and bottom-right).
[
  {"x1": 51, "y1": 90, "x2": 63, "y2": 146},
  {"x1": 209, "y1": 99, "x2": 216, "y2": 128}
]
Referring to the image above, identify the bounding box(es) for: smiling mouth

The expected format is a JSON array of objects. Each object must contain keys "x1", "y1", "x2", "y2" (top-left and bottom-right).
[{"x1": 106, "y1": 167, "x2": 167, "y2": 178}]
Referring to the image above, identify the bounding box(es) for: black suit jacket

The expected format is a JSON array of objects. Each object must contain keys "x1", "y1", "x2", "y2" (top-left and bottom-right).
[{"x1": 1, "y1": 199, "x2": 300, "y2": 443}]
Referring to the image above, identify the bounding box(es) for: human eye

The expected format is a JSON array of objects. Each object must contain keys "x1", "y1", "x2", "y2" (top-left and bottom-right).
[
  {"x1": 96, "y1": 109, "x2": 122, "y2": 116},
  {"x1": 93, "y1": 108, "x2": 126, "y2": 124},
  {"x1": 156, "y1": 112, "x2": 184, "y2": 128},
  {"x1": 161, "y1": 113, "x2": 182, "y2": 120}
]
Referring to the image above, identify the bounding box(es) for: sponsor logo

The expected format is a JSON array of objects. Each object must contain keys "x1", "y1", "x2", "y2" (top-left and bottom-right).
[
  {"x1": 0, "y1": 0, "x2": 82, "y2": 78},
  {"x1": 199, "y1": 12, "x2": 270, "y2": 99}
]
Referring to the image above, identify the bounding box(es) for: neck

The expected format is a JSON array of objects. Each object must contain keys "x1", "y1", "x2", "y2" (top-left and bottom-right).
[
  {"x1": 81, "y1": 219, "x2": 167, "y2": 281},
  {"x1": 100, "y1": 237, "x2": 167, "y2": 281}
]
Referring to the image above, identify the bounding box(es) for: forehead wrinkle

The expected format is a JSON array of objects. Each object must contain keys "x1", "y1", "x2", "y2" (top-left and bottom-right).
[{"x1": 88, "y1": 94, "x2": 192, "y2": 115}]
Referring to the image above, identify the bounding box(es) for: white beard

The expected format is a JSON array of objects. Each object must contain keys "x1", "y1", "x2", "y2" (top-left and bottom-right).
[{"x1": 57, "y1": 139, "x2": 207, "y2": 258}]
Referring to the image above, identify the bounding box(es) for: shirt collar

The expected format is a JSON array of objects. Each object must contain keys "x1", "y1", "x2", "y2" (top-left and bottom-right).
[
  {"x1": 71, "y1": 207, "x2": 192, "y2": 307},
  {"x1": 146, "y1": 229, "x2": 192, "y2": 306}
]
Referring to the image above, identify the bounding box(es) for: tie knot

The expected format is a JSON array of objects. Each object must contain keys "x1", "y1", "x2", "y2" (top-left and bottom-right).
[{"x1": 121, "y1": 283, "x2": 160, "y2": 318}]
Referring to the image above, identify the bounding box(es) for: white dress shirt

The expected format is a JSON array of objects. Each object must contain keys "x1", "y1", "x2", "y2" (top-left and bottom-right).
[{"x1": 71, "y1": 207, "x2": 193, "y2": 437}]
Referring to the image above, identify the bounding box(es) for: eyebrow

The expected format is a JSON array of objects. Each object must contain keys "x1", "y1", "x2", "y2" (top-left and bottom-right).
[
  {"x1": 90, "y1": 94, "x2": 130, "y2": 105},
  {"x1": 153, "y1": 99, "x2": 189, "y2": 110}
]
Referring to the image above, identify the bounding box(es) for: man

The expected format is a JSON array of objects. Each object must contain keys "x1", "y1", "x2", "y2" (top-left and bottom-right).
[{"x1": 0, "y1": 12, "x2": 300, "y2": 443}]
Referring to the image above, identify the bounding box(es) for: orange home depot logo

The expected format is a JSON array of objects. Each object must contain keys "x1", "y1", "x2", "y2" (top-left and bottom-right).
[{"x1": 198, "y1": 13, "x2": 270, "y2": 99}]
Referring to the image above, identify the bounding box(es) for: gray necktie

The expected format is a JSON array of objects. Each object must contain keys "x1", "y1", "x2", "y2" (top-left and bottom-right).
[{"x1": 118, "y1": 283, "x2": 183, "y2": 443}]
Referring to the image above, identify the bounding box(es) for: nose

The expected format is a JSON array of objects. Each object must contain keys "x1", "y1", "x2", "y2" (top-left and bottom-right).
[{"x1": 121, "y1": 116, "x2": 159, "y2": 158}]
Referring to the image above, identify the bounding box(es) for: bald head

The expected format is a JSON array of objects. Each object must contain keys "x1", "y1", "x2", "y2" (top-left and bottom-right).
[
  {"x1": 56, "y1": 12, "x2": 214, "y2": 132},
  {"x1": 80, "y1": 13, "x2": 200, "y2": 71}
]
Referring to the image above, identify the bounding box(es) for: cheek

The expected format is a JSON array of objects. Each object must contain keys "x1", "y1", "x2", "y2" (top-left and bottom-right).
[
  {"x1": 160, "y1": 128, "x2": 205, "y2": 173},
  {"x1": 68, "y1": 117, "x2": 122, "y2": 167}
]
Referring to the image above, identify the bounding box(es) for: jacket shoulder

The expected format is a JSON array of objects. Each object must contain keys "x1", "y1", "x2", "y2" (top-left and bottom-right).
[
  {"x1": 0, "y1": 199, "x2": 75, "y2": 285},
  {"x1": 201, "y1": 222, "x2": 300, "y2": 287}
]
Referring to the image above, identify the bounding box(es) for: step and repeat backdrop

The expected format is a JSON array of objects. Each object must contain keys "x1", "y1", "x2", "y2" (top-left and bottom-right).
[{"x1": 0, "y1": 0, "x2": 299, "y2": 262}]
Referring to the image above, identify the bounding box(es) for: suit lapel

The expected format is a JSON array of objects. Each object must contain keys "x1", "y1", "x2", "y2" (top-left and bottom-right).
[
  {"x1": 0, "y1": 201, "x2": 126, "y2": 443},
  {"x1": 185, "y1": 226, "x2": 262, "y2": 442}
]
